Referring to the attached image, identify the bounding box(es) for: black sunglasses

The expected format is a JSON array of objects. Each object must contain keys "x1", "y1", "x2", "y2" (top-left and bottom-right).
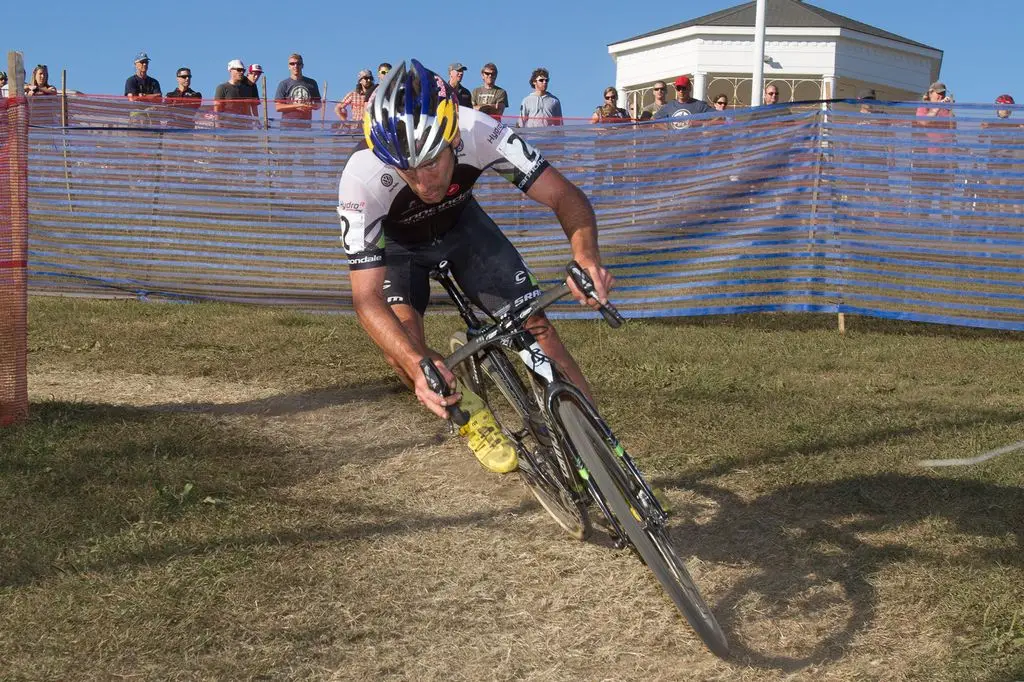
[
  {"x1": 289, "y1": 61, "x2": 302, "y2": 66},
  {"x1": 652, "y1": 87, "x2": 665, "y2": 91},
  {"x1": 177, "y1": 74, "x2": 191, "y2": 78},
  {"x1": 482, "y1": 71, "x2": 496, "y2": 76}
]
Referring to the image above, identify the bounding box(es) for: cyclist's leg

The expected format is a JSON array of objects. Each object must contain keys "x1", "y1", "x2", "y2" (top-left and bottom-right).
[
  {"x1": 376, "y1": 243, "x2": 437, "y2": 389},
  {"x1": 440, "y1": 200, "x2": 596, "y2": 401},
  {"x1": 524, "y1": 312, "x2": 595, "y2": 402}
]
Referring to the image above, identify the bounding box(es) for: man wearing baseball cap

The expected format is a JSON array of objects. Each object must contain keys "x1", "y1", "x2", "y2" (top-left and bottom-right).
[
  {"x1": 652, "y1": 75, "x2": 712, "y2": 124},
  {"x1": 246, "y1": 64, "x2": 264, "y2": 87},
  {"x1": 214, "y1": 58, "x2": 260, "y2": 125},
  {"x1": 125, "y1": 51, "x2": 162, "y2": 102},
  {"x1": 447, "y1": 62, "x2": 472, "y2": 108},
  {"x1": 335, "y1": 69, "x2": 376, "y2": 124}
]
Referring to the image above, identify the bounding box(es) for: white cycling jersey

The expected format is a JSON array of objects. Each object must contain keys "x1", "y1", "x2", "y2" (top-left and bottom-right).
[{"x1": 336, "y1": 107, "x2": 549, "y2": 270}]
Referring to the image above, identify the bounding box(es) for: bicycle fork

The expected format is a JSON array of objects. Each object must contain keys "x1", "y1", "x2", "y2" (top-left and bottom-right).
[{"x1": 543, "y1": 382, "x2": 668, "y2": 547}]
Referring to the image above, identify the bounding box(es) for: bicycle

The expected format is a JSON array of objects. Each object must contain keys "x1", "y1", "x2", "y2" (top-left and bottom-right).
[{"x1": 419, "y1": 260, "x2": 730, "y2": 658}]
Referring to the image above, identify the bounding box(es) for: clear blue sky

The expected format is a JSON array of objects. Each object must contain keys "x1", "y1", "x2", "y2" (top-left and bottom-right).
[{"x1": 5, "y1": 0, "x2": 1018, "y2": 117}]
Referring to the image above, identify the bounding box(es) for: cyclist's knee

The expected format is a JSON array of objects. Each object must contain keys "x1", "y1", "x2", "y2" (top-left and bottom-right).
[{"x1": 525, "y1": 313, "x2": 556, "y2": 343}]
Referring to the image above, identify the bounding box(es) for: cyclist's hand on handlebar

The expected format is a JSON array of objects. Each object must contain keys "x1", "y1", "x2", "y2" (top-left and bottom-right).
[
  {"x1": 567, "y1": 260, "x2": 613, "y2": 309},
  {"x1": 414, "y1": 357, "x2": 462, "y2": 419}
]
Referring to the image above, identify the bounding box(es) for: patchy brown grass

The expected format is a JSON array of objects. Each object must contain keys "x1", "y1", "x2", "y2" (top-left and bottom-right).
[{"x1": 1, "y1": 298, "x2": 1022, "y2": 680}]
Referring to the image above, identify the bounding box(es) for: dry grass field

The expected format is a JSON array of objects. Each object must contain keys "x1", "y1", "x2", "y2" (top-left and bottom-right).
[{"x1": 1, "y1": 297, "x2": 1022, "y2": 681}]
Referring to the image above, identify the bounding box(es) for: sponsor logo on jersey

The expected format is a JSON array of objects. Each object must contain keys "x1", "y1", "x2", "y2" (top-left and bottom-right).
[
  {"x1": 446, "y1": 184, "x2": 460, "y2": 197},
  {"x1": 382, "y1": 279, "x2": 391, "y2": 289},
  {"x1": 514, "y1": 270, "x2": 527, "y2": 284},
  {"x1": 381, "y1": 173, "x2": 394, "y2": 187},
  {"x1": 347, "y1": 253, "x2": 383, "y2": 265},
  {"x1": 339, "y1": 200, "x2": 365, "y2": 212},
  {"x1": 486, "y1": 123, "x2": 506, "y2": 144},
  {"x1": 387, "y1": 295, "x2": 404, "y2": 303}
]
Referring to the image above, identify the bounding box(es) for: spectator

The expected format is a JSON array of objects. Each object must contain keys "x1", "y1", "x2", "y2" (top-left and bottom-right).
[
  {"x1": 857, "y1": 88, "x2": 878, "y2": 115},
  {"x1": 274, "y1": 53, "x2": 322, "y2": 127},
  {"x1": 472, "y1": 63, "x2": 508, "y2": 116},
  {"x1": 763, "y1": 83, "x2": 780, "y2": 105},
  {"x1": 447, "y1": 62, "x2": 472, "y2": 108},
  {"x1": 713, "y1": 93, "x2": 729, "y2": 110},
  {"x1": 164, "y1": 66, "x2": 202, "y2": 127},
  {"x1": 995, "y1": 93, "x2": 1015, "y2": 120},
  {"x1": 165, "y1": 67, "x2": 202, "y2": 104},
  {"x1": 590, "y1": 86, "x2": 629, "y2": 123},
  {"x1": 653, "y1": 75, "x2": 712, "y2": 126},
  {"x1": 915, "y1": 80, "x2": 955, "y2": 154},
  {"x1": 246, "y1": 63, "x2": 264, "y2": 88},
  {"x1": 125, "y1": 52, "x2": 161, "y2": 102},
  {"x1": 214, "y1": 59, "x2": 260, "y2": 125},
  {"x1": 477, "y1": 104, "x2": 501, "y2": 121},
  {"x1": 24, "y1": 65, "x2": 58, "y2": 96},
  {"x1": 519, "y1": 67, "x2": 562, "y2": 127},
  {"x1": 335, "y1": 69, "x2": 375, "y2": 123},
  {"x1": 377, "y1": 63, "x2": 392, "y2": 79},
  {"x1": 0, "y1": 71, "x2": 8, "y2": 98},
  {"x1": 639, "y1": 81, "x2": 668, "y2": 121}
]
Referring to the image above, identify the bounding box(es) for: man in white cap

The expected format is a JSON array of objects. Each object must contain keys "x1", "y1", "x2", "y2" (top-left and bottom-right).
[
  {"x1": 214, "y1": 59, "x2": 260, "y2": 126},
  {"x1": 447, "y1": 62, "x2": 472, "y2": 107},
  {"x1": 125, "y1": 52, "x2": 161, "y2": 102}
]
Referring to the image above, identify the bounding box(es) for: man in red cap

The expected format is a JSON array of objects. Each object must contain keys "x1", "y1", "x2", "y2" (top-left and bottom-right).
[{"x1": 652, "y1": 75, "x2": 712, "y2": 126}]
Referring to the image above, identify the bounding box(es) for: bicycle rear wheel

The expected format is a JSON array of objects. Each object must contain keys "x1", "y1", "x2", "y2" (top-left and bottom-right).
[
  {"x1": 555, "y1": 398, "x2": 730, "y2": 658},
  {"x1": 449, "y1": 332, "x2": 589, "y2": 540}
]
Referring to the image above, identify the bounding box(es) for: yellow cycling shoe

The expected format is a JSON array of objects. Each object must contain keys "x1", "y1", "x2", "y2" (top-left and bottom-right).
[{"x1": 455, "y1": 382, "x2": 518, "y2": 474}]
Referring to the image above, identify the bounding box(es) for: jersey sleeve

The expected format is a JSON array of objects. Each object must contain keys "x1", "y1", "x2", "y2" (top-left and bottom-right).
[
  {"x1": 463, "y1": 107, "x2": 549, "y2": 193},
  {"x1": 337, "y1": 152, "x2": 389, "y2": 271}
]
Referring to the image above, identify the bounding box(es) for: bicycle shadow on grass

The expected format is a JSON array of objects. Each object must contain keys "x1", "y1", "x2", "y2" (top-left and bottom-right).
[{"x1": 652, "y1": 471, "x2": 1024, "y2": 672}]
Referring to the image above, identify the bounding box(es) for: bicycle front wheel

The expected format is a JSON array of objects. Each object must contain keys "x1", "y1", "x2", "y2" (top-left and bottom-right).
[
  {"x1": 449, "y1": 332, "x2": 589, "y2": 540},
  {"x1": 555, "y1": 398, "x2": 730, "y2": 658}
]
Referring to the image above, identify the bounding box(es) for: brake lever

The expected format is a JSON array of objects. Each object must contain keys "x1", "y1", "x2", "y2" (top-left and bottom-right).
[
  {"x1": 567, "y1": 261, "x2": 624, "y2": 329},
  {"x1": 419, "y1": 358, "x2": 469, "y2": 426}
]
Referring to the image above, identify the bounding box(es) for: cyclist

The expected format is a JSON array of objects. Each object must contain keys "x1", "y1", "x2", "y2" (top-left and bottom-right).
[{"x1": 336, "y1": 59, "x2": 612, "y2": 474}]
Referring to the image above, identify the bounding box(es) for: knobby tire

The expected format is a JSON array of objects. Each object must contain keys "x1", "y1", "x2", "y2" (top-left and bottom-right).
[{"x1": 555, "y1": 398, "x2": 730, "y2": 658}]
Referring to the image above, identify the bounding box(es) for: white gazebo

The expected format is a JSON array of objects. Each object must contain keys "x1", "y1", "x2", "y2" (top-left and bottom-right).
[{"x1": 608, "y1": 0, "x2": 943, "y2": 114}]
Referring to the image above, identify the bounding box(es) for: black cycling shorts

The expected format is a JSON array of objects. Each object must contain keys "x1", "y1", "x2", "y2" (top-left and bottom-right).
[{"x1": 383, "y1": 199, "x2": 540, "y2": 316}]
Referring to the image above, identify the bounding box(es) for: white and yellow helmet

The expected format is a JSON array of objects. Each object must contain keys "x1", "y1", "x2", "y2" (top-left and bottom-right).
[{"x1": 364, "y1": 59, "x2": 459, "y2": 170}]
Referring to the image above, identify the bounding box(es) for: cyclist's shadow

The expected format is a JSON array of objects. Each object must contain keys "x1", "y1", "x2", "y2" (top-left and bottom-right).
[{"x1": 653, "y1": 471, "x2": 1024, "y2": 671}]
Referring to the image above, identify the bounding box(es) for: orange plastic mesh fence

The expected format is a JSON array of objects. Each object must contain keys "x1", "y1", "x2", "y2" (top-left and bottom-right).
[{"x1": 1, "y1": 97, "x2": 29, "y2": 426}]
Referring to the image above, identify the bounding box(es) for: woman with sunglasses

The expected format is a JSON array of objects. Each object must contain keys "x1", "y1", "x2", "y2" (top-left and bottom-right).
[
  {"x1": 24, "y1": 65, "x2": 58, "y2": 96},
  {"x1": 590, "y1": 86, "x2": 630, "y2": 124}
]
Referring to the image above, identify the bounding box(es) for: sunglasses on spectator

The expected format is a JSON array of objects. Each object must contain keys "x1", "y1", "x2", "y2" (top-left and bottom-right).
[
  {"x1": 359, "y1": 76, "x2": 372, "y2": 80},
  {"x1": 535, "y1": 78, "x2": 548, "y2": 82},
  {"x1": 379, "y1": 70, "x2": 389, "y2": 75},
  {"x1": 653, "y1": 87, "x2": 665, "y2": 91},
  {"x1": 289, "y1": 61, "x2": 302, "y2": 66},
  {"x1": 605, "y1": 95, "x2": 616, "y2": 100},
  {"x1": 715, "y1": 100, "x2": 727, "y2": 105},
  {"x1": 178, "y1": 74, "x2": 191, "y2": 78},
  {"x1": 482, "y1": 71, "x2": 496, "y2": 76}
]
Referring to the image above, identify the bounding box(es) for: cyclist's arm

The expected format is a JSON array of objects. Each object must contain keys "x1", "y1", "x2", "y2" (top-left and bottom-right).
[
  {"x1": 524, "y1": 165, "x2": 612, "y2": 305},
  {"x1": 349, "y1": 267, "x2": 457, "y2": 418}
]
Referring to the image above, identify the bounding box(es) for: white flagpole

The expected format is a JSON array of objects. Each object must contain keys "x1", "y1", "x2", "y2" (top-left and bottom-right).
[{"x1": 751, "y1": 0, "x2": 767, "y2": 106}]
